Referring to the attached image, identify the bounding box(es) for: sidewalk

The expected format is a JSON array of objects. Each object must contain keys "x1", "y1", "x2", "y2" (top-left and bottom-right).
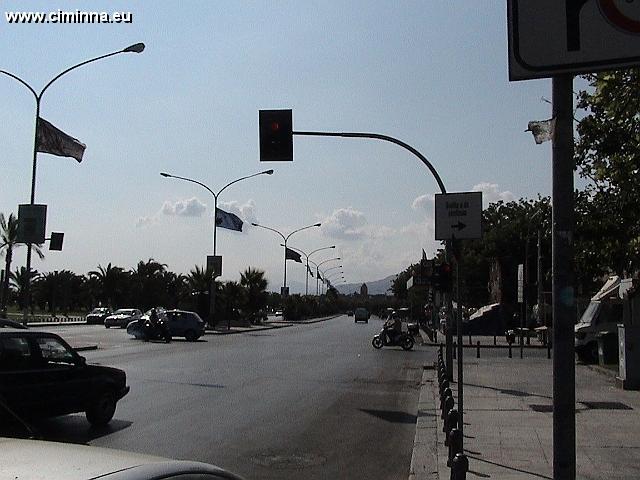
[{"x1": 410, "y1": 343, "x2": 640, "y2": 479}]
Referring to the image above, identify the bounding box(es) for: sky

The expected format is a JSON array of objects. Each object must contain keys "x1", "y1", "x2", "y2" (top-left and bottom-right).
[{"x1": 0, "y1": 1, "x2": 558, "y2": 293}]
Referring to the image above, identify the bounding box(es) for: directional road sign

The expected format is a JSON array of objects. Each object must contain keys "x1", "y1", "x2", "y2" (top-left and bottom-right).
[
  {"x1": 508, "y1": 0, "x2": 640, "y2": 80},
  {"x1": 435, "y1": 192, "x2": 482, "y2": 240}
]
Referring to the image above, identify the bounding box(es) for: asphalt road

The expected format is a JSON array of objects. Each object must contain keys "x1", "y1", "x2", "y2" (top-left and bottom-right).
[{"x1": 31, "y1": 316, "x2": 432, "y2": 479}]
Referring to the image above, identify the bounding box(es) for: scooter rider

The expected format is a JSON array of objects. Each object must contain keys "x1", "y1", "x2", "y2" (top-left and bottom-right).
[{"x1": 384, "y1": 311, "x2": 403, "y2": 343}]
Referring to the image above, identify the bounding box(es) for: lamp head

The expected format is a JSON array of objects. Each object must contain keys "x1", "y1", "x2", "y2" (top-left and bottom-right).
[
  {"x1": 123, "y1": 43, "x2": 145, "y2": 53},
  {"x1": 160, "y1": 172, "x2": 171, "y2": 178},
  {"x1": 263, "y1": 169, "x2": 274, "y2": 175},
  {"x1": 251, "y1": 223, "x2": 259, "y2": 227},
  {"x1": 314, "y1": 223, "x2": 321, "y2": 227}
]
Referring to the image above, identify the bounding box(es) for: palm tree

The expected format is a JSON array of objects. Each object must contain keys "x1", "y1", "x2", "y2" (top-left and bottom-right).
[
  {"x1": 130, "y1": 258, "x2": 167, "y2": 310},
  {"x1": 186, "y1": 265, "x2": 215, "y2": 323},
  {"x1": 10, "y1": 267, "x2": 40, "y2": 312},
  {"x1": 240, "y1": 267, "x2": 268, "y2": 323},
  {"x1": 0, "y1": 212, "x2": 44, "y2": 313},
  {"x1": 88, "y1": 263, "x2": 129, "y2": 309},
  {"x1": 220, "y1": 280, "x2": 244, "y2": 326}
]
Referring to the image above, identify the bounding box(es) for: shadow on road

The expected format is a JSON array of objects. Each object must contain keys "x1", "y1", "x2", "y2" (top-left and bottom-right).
[{"x1": 359, "y1": 408, "x2": 417, "y2": 424}]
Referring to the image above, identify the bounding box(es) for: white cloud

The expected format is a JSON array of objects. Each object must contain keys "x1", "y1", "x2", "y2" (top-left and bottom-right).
[
  {"x1": 472, "y1": 182, "x2": 515, "y2": 206},
  {"x1": 218, "y1": 199, "x2": 258, "y2": 225},
  {"x1": 135, "y1": 216, "x2": 155, "y2": 228},
  {"x1": 161, "y1": 197, "x2": 207, "y2": 217},
  {"x1": 321, "y1": 207, "x2": 367, "y2": 240},
  {"x1": 411, "y1": 193, "x2": 435, "y2": 214}
]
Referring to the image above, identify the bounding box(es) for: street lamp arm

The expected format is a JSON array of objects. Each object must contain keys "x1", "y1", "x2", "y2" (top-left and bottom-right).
[
  {"x1": 293, "y1": 130, "x2": 447, "y2": 194},
  {"x1": 0, "y1": 71, "x2": 38, "y2": 100},
  {"x1": 252, "y1": 223, "x2": 286, "y2": 242},
  {"x1": 317, "y1": 257, "x2": 341, "y2": 268},
  {"x1": 160, "y1": 173, "x2": 217, "y2": 199},
  {"x1": 308, "y1": 245, "x2": 336, "y2": 258},
  {"x1": 40, "y1": 44, "x2": 144, "y2": 99},
  {"x1": 285, "y1": 222, "x2": 321, "y2": 242},
  {"x1": 217, "y1": 170, "x2": 273, "y2": 197}
]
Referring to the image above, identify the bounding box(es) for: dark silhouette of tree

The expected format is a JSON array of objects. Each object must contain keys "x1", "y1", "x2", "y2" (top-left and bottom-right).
[{"x1": 0, "y1": 212, "x2": 44, "y2": 313}]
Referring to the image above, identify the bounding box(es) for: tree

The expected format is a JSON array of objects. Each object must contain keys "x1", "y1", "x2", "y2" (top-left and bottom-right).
[
  {"x1": 239, "y1": 267, "x2": 268, "y2": 323},
  {"x1": 186, "y1": 265, "x2": 215, "y2": 322},
  {"x1": 130, "y1": 258, "x2": 167, "y2": 310},
  {"x1": 0, "y1": 212, "x2": 44, "y2": 313},
  {"x1": 574, "y1": 69, "x2": 640, "y2": 280},
  {"x1": 88, "y1": 263, "x2": 129, "y2": 309},
  {"x1": 10, "y1": 267, "x2": 40, "y2": 312}
]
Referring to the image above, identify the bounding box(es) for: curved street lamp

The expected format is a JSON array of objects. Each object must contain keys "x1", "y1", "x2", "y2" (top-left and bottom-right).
[
  {"x1": 315, "y1": 257, "x2": 341, "y2": 295},
  {"x1": 160, "y1": 169, "x2": 273, "y2": 255},
  {"x1": 160, "y1": 169, "x2": 273, "y2": 329},
  {"x1": 251, "y1": 222, "x2": 321, "y2": 294},
  {"x1": 1, "y1": 43, "x2": 145, "y2": 315},
  {"x1": 284, "y1": 244, "x2": 336, "y2": 295}
]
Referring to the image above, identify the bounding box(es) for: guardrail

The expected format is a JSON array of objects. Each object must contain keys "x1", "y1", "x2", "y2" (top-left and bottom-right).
[{"x1": 6, "y1": 313, "x2": 85, "y2": 324}]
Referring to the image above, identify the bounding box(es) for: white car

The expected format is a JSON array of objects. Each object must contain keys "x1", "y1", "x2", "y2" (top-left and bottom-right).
[{"x1": 0, "y1": 437, "x2": 244, "y2": 480}]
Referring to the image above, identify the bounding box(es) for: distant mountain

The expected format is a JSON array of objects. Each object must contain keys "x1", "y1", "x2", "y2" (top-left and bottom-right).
[{"x1": 335, "y1": 275, "x2": 396, "y2": 296}]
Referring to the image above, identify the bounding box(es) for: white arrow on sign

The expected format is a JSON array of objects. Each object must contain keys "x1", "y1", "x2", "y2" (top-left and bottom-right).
[{"x1": 434, "y1": 192, "x2": 482, "y2": 241}]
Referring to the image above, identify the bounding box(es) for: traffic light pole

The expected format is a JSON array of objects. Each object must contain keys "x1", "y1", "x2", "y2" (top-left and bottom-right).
[{"x1": 293, "y1": 130, "x2": 454, "y2": 379}]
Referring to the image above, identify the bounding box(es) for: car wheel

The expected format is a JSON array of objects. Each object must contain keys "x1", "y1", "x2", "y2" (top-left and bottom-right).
[
  {"x1": 184, "y1": 330, "x2": 198, "y2": 342},
  {"x1": 86, "y1": 390, "x2": 117, "y2": 427},
  {"x1": 105, "y1": 325, "x2": 110, "y2": 329}
]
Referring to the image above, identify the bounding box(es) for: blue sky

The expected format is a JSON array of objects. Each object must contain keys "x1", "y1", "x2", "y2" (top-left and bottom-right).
[{"x1": 0, "y1": 1, "x2": 556, "y2": 293}]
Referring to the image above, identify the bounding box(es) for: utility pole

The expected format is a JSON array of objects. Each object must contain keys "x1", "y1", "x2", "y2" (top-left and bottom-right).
[{"x1": 552, "y1": 74, "x2": 576, "y2": 480}]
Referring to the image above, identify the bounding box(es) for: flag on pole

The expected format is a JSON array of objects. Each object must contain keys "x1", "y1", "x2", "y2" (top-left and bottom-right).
[
  {"x1": 317, "y1": 271, "x2": 323, "y2": 281},
  {"x1": 215, "y1": 208, "x2": 243, "y2": 231},
  {"x1": 422, "y1": 249, "x2": 427, "y2": 261},
  {"x1": 36, "y1": 117, "x2": 86, "y2": 162},
  {"x1": 285, "y1": 247, "x2": 302, "y2": 263},
  {"x1": 526, "y1": 119, "x2": 555, "y2": 144},
  {"x1": 307, "y1": 265, "x2": 314, "y2": 277}
]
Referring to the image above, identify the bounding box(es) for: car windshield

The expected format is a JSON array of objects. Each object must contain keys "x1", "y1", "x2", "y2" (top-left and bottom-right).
[{"x1": 2, "y1": 5, "x2": 635, "y2": 479}]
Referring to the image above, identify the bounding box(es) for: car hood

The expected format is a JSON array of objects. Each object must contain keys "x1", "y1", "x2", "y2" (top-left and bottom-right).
[{"x1": 0, "y1": 437, "x2": 243, "y2": 480}]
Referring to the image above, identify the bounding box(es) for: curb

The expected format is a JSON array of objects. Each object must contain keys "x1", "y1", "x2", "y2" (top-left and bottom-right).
[
  {"x1": 409, "y1": 365, "x2": 439, "y2": 480},
  {"x1": 73, "y1": 344, "x2": 98, "y2": 352},
  {"x1": 207, "y1": 324, "x2": 292, "y2": 335}
]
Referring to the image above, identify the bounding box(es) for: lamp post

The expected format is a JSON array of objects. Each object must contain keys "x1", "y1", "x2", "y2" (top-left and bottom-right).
[
  {"x1": 285, "y1": 244, "x2": 336, "y2": 295},
  {"x1": 251, "y1": 222, "x2": 321, "y2": 295},
  {"x1": 160, "y1": 170, "x2": 273, "y2": 255},
  {"x1": 160, "y1": 169, "x2": 274, "y2": 328},
  {"x1": 315, "y1": 257, "x2": 341, "y2": 295},
  {"x1": 1, "y1": 43, "x2": 145, "y2": 316}
]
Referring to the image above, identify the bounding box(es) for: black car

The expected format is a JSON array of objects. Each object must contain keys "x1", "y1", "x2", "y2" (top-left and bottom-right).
[
  {"x1": 85, "y1": 307, "x2": 112, "y2": 325},
  {"x1": 0, "y1": 329, "x2": 129, "y2": 426}
]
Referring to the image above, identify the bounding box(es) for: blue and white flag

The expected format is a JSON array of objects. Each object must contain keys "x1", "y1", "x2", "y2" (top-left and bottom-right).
[{"x1": 215, "y1": 208, "x2": 243, "y2": 232}]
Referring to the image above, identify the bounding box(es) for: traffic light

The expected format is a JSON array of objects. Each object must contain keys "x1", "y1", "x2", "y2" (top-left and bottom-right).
[
  {"x1": 433, "y1": 262, "x2": 452, "y2": 292},
  {"x1": 49, "y1": 232, "x2": 64, "y2": 251},
  {"x1": 259, "y1": 109, "x2": 293, "y2": 161}
]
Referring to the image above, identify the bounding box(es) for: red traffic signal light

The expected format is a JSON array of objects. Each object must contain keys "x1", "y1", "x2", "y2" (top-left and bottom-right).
[{"x1": 259, "y1": 109, "x2": 293, "y2": 161}]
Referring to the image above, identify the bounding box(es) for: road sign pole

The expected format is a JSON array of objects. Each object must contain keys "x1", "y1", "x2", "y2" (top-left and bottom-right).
[{"x1": 552, "y1": 74, "x2": 576, "y2": 480}]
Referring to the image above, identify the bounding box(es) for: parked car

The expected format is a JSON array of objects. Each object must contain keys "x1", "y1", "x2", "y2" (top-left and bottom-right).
[
  {"x1": 104, "y1": 309, "x2": 143, "y2": 328},
  {"x1": 0, "y1": 328, "x2": 129, "y2": 426},
  {"x1": 0, "y1": 437, "x2": 244, "y2": 480},
  {"x1": 354, "y1": 307, "x2": 370, "y2": 323},
  {"x1": 346, "y1": 310, "x2": 354, "y2": 316},
  {"x1": 127, "y1": 309, "x2": 205, "y2": 342},
  {"x1": 85, "y1": 307, "x2": 112, "y2": 325}
]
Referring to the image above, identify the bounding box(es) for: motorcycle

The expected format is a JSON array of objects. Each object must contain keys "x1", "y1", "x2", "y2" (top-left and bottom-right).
[
  {"x1": 372, "y1": 326, "x2": 414, "y2": 351},
  {"x1": 142, "y1": 317, "x2": 172, "y2": 343}
]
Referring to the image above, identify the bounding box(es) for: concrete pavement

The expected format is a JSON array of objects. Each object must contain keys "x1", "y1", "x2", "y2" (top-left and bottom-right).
[{"x1": 411, "y1": 338, "x2": 640, "y2": 480}]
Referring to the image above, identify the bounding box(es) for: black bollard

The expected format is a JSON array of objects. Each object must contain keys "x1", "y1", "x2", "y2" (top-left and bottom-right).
[
  {"x1": 447, "y1": 428, "x2": 463, "y2": 467},
  {"x1": 493, "y1": 334, "x2": 496, "y2": 345},
  {"x1": 547, "y1": 340, "x2": 551, "y2": 359},
  {"x1": 442, "y1": 395, "x2": 454, "y2": 420},
  {"x1": 468, "y1": 334, "x2": 472, "y2": 345},
  {"x1": 440, "y1": 387, "x2": 452, "y2": 410},
  {"x1": 450, "y1": 452, "x2": 469, "y2": 480},
  {"x1": 476, "y1": 341, "x2": 480, "y2": 359},
  {"x1": 508, "y1": 343, "x2": 512, "y2": 358},
  {"x1": 444, "y1": 409, "x2": 459, "y2": 445}
]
